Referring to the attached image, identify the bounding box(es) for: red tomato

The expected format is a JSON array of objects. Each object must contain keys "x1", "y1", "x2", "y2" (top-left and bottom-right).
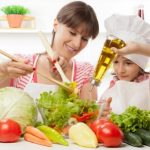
[
  {"x1": 96, "y1": 122, "x2": 124, "y2": 147},
  {"x1": 0, "y1": 119, "x2": 22, "y2": 142},
  {"x1": 90, "y1": 118, "x2": 110, "y2": 133}
]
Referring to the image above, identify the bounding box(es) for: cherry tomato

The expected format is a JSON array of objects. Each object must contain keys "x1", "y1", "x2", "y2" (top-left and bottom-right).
[
  {"x1": 0, "y1": 119, "x2": 22, "y2": 142},
  {"x1": 96, "y1": 122, "x2": 124, "y2": 147}
]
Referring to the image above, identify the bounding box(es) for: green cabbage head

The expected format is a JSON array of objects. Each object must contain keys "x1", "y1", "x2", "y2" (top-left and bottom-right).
[{"x1": 0, "y1": 87, "x2": 37, "y2": 133}]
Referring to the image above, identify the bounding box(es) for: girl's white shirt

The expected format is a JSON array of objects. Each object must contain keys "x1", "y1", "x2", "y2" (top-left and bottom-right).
[{"x1": 100, "y1": 79, "x2": 150, "y2": 114}]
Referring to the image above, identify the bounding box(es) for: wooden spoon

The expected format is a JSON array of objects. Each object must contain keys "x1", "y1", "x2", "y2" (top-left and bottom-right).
[
  {"x1": 0, "y1": 49, "x2": 76, "y2": 94},
  {"x1": 38, "y1": 31, "x2": 70, "y2": 83}
]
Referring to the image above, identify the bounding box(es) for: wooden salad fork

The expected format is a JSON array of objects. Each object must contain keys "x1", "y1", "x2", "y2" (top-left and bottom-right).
[
  {"x1": 38, "y1": 31, "x2": 70, "y2": 83},
  {"x1": 36, "y1": 71, "x2": 74, "y2": 93},
  {"x1": 0, "y1": 49, "x2": 75, "y2": 94}
]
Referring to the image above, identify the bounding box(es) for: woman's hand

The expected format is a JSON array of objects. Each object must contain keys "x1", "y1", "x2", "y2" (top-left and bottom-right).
[
  {"x1": 0, "y1": 59, "x2": 33, "y2": 79},
  {"x1": 47, "y1": 53, "x2": 68, "y2": 78}
]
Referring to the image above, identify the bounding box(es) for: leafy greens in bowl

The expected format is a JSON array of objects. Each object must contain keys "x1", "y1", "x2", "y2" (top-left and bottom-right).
[{"x1": 36, "y1": 86, "x2": 99, "y2": 131}]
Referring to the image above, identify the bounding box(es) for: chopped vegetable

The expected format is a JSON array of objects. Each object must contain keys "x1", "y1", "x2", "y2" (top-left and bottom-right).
[{"x1": 110, "y1": 106, "x2": 150, "y2": 132}]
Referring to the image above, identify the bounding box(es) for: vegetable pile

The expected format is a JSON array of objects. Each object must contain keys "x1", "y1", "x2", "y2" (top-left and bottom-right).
[
  {"x1": 24, "y1": 125, "x2": 68, "y2": 147},
  {"x1": 36, "y1": 86, "x2": 99, "y2": 130},
  {"x1": 110, "y1": 106, "x2": 150, "y2": 147}
]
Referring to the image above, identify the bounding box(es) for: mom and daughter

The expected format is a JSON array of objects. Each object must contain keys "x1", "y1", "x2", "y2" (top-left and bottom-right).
[{"x1": 0, "y1": 1, "x2": 149, "y2": 115}]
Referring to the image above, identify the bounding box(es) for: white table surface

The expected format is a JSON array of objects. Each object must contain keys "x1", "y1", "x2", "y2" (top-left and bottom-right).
[{"x1": 0, "y1": 139, "x2": 149, "y2": 150}]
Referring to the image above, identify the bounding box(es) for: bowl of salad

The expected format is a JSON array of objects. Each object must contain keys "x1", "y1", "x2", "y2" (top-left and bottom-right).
[{"x1": 36, "y1": 86, "x2": 99, "y2": 135}]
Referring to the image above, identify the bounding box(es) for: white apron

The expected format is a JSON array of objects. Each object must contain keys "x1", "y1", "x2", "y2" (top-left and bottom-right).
[
  {"x1": 23, "y1": 54, "x2": 58, "y2": 120},
  {"x1": 24, "y1": 83, "x2": 58, "y2": 121},
  {"x1": 100, "y1": 79, "x2": 150, "y2": 114},
  {"x1": 23, "y1": 54, "x2": 58, "y2": 100},
  {"x1": 24, "y1": 83, "x2": 58, "y2": 100}
]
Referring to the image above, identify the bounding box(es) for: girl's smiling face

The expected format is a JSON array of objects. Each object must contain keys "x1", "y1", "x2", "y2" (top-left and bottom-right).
[
  {"x1": 52, "y1": 20, "x2": 89, "y2": 61},
  {"x1": 113, "y1": 55, "x2": 141, "y2": 81}
]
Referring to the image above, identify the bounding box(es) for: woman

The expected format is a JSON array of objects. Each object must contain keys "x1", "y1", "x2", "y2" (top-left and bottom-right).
[{"x1": 0, "y1": 1, "x2": 99, "y2": 100}]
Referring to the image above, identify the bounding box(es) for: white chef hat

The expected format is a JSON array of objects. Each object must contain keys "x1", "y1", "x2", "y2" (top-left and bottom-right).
[{"x1": 104, "y1": 14, "x2": 150, "y2": 70}]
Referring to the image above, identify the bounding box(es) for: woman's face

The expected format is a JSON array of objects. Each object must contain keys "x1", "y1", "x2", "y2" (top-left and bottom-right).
[
  {"x1": 113, "y1": 55, "x2": 141, "y2": 81},
  {"x1": 52, "y1": 19, "x2": 89, "y2": 61}
]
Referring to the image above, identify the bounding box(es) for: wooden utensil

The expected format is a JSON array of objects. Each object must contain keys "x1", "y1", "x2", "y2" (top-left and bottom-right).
[
  {"x1": 36, "y1": 71, "x2": 74, "y2": 93},
  {"x1": 38, "y1": 31, "x2": 70, "y2": 83},
  {"x1": 0, "y1": 49, "x2": 24, "y2": 62},
  {"x1": 0, "y1": 49, "x2": 74, "y2": 93}
]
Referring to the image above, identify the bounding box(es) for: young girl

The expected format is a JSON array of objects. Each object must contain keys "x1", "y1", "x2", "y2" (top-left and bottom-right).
[
  {"x1": 0, "y1": 1, "x2": 99, "y2": 100},
  {"x1": 99, "y1": 14, "x2": 150, "y2": 114}
]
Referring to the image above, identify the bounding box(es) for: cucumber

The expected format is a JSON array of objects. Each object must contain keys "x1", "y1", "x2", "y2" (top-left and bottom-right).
[
  {"x1": 124, "y1": 132, "x2": 143, "y2": 147},
  {"x1": 136, "y1": 129, "x2": 150, "y2": 146}
]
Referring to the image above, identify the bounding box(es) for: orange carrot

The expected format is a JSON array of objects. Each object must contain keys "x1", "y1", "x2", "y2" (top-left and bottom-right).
[
  {"x1": 24, "y1": 133, "x2": 52, "y2": 147},
  {"x1": 25, "y1": 126, "x2": 49, "y2": 141}
]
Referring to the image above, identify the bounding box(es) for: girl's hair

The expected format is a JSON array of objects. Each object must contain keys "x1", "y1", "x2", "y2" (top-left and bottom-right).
[{"x1": 51, "y1": 1, "x2": 99, "y2": 45}]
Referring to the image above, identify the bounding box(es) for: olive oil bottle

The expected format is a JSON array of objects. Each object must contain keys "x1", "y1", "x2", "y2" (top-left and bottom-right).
[{"x1": 90, "y1": 35, "x2": 126, "y2": 90}]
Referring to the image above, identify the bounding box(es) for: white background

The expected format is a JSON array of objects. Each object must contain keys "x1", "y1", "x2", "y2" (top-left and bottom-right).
[{"x1": 0, "y1": 0, "x2": 149, "y2": 97}]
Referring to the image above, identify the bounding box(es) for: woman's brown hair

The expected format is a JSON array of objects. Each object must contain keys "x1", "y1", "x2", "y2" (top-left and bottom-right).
[{"x1": 51, "y1": 1, "x2": 99, "y2": 45}]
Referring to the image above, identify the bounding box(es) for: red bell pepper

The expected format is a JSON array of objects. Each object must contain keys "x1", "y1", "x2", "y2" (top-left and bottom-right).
[{"x1": 72, "y1": 111, "x2": 98, "y2": 122}]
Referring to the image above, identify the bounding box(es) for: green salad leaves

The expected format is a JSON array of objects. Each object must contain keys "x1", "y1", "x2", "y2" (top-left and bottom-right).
[
  {"x1": 36, "y1": 87, "x2": 99, "y2": 129},
  {"x1": 110, "y1": 106, "x2": 150, "y2": 132}
]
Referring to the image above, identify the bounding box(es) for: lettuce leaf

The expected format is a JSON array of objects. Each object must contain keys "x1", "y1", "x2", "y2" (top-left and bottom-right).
[{"x1": 110, "y1": 106, "x2": 150, "y2": 132}]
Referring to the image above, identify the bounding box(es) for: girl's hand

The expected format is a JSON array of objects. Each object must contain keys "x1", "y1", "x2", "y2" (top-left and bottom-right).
[
  {"x1": 101, "y1": 97, "x2": 112, "y2": 118},
  {"x1": 0, "y1": 59, "x2": 34, "y2": 78},
  {"x1": 111, "y1": 42, "x2": 137, "y2": 55}
]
